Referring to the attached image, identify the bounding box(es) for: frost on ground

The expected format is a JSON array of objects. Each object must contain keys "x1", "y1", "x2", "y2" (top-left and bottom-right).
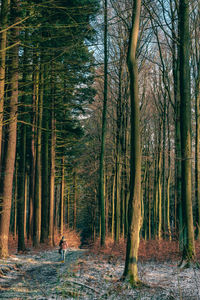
[{"x1": 0, "y1": 248, "x2": 200, "y2": 299}]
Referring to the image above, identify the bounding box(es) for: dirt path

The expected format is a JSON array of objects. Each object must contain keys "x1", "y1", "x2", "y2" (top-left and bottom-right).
[
  {"x1": 1, "y1": 248, "x2": 200, "y2": 299},
  {"x1": 0, "y1": 249, "x2": 86, "y2": 299}
]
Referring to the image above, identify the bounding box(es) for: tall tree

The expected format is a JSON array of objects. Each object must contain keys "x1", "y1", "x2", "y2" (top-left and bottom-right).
[
  {"x1": 123, "y1": 0, "x2": 142, "y2": 285},
  {"x1": 33, "y1": 57, "x2": 42, "y2": 247},
  {"x1": 0, "y1": 0, "x2": 9, "y2": 166},
  {"x1": 0, "y1": 0, "x2": 19, "y2": 257},
  {"x1": 179, "y1": 0, "x2": 195, "y2": 263},
  {"x1": 99, "y1": 0, "x2": 108, "y2": 246},
  {"x1": 41, "y1": 64, "x2": 49, "y2": 243},
  {"x1": 17, "y1": 31, "x2": 29, "y2": 252}
]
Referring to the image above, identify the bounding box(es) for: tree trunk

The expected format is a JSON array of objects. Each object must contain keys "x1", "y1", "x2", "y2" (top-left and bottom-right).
[
  {"x1": 0, "y1": 0, "x2": 9, "y2": 167},
  {"x1": 167, "y1": 104, "x2": 172, "y2": 240},
  {"x1": 60, "y1": 156, "x2": 65, "y2": 236},
  {"x1": 73, "y1": 170, "x2": 77, "y2": 230},
  {"x1": 179, "y1": 0, "x2": 195, "y2": 262},
  {"x1": 14, "y1": 168, "x2": 17, "y2": 240},
  {"x1": 111, "y1": 173, "x2": 115, "y2": 239},
  {"x1": 33, "y1": 58, "x2": 42, "y2": 247},
  {"x1": 195, "y1": 74, "x2": 200, "y2": 239},
  {"x1": 27, "y1": 52, "x2": 37, "y2": 240},
  {"x1": 99, "y1": 0, "x2": 108, "y2": 246},
  {"x1": 0, "y1": 0, "x2": 19, "y2": 257},
  {"x1": 158, "y1": 142, "x2": 162, "y2": 240},
  {"x1": 41, "y1": 64, "x2": 49, "y2": 243},
  {"x1": 123, "y1": 0, "x2": 142, "y2": 285},
  {"x1": 49, "y1": 105, "x2": 56, "y2": 246},
  {"x1": 17, "y1": 32, "x2": 29, "y2": 252}
]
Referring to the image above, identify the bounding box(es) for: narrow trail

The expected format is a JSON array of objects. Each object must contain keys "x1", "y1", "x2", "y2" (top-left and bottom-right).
[
  {"x1": 0, "y1": 249, "x2": 86, "y2": 299},
  {"x1": 1, "y1": 248, "x2": 200, "y2": 299}
]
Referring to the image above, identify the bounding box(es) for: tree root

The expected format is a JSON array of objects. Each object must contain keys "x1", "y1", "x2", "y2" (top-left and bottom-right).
[{"x1": 178, "y1": 259, "x2": 200, "y2": 270}]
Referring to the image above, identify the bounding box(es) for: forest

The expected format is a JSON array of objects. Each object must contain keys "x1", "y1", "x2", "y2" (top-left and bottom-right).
[{"x1": 0, "y1": 0, "x2": 200, "y2": 296}]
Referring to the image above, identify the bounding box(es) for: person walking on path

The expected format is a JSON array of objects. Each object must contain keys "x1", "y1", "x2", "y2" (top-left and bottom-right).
[{"x1": 59, "y1": 236, "x2": 68, "y2": 262}]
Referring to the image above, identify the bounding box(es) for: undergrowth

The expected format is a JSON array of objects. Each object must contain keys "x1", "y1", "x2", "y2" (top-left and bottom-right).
[
  {"x1": 88, "y1": 237, "x2": 200, "y2": 263},
  {"x1": 8, "y1": 228, "x2": 81, "y2": 255},
  {"x1": 8, "y1": 231, "x2": 200, "y2": 264}
]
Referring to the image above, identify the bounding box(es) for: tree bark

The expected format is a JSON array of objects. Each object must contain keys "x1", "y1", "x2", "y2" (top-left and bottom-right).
[
  {"x1": 123, "y1": 0, "x2": 142, "y2": 285},
  {"x1": 33, "y1": 57, "x2": 42, "y2": 247},
  {"x1": 60, "y1": 156, "x2": 65, "y2": 236},
  {"x1": 99, "y1": 0, "x2": 108, "y2": 246},
  {"x1": 0, "y1": 0, "x2": 9, "y2": 166},
  {"x1": 179, "y1": 0, "x2": 195, "y2": 262},
  {"x1": 17, "y1": 31, "x2": 29, "y2": 252},
  {"x1": 0, "y1": 0, "x2": 19, "y2": 257},
  {"x1": 41, "y1": 64, "x2": 49, "y2": 243},
  {"x1": 49, "y1": 73, "x2": 56, "y2": 245}
]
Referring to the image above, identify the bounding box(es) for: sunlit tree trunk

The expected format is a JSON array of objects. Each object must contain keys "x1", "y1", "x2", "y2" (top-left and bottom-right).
[
  {"x1": 179, "y1": 0, "x2": 195, "y2": 262},
  {"x1": 123, "y1": 0, "x2": 142, "y2": 285},
  {"x1": 0, "y1": 0, "x2": 19, "y2": 257},
  {"x1": 49, "y1": 96, "x2": 56, "y2": 246},
  {"x1": 33, "y1": 59, "x2": 43, "y2": 247}
]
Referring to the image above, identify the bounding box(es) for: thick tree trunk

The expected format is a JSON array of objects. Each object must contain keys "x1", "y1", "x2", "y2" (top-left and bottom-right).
[
  {"x1": 123, "y1": 0, "x2": 142, "y2": 285},
  {"x1": 0, "y1": 0, "x2": 19, "y2": 257},
  {"x1": 0, "y1": 0, "x2": 9, "y2": 166},
  {"x1": 179, "y1": 0, "x2": 195, "y2": 262}
]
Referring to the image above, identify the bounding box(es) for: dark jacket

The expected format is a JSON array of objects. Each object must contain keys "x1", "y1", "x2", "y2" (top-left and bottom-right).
[{"x1": 59, "y1": 238, "x2": 68, "y2": 250}]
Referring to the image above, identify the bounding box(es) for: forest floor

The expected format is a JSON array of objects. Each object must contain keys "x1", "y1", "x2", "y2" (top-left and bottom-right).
[{"x1": 1, "y1": 239, "x2": 200, "y2": 299}]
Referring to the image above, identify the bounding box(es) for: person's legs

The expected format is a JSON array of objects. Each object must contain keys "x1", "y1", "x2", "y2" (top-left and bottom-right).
[
  {"x1": 63, "y1": 250, "x2": 67, "y2": 262},
  {"x1": 61, "y1": 249, "x2": 64, "y2": 262}
]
